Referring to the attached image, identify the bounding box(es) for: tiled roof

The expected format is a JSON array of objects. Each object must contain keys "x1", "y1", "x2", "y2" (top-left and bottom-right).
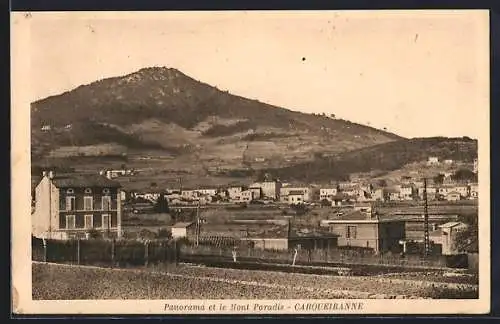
[{"x1": 51, "y1": 174, "x2": 121, "y2": 188}]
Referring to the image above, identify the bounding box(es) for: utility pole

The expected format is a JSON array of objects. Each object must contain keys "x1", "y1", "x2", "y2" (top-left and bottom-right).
[
  {"x1": 195, "y1": 200, "x2": 200, "y2": 246},
  {"x1": 423, "y1": 178, "x2": 430, "y2": 257}
]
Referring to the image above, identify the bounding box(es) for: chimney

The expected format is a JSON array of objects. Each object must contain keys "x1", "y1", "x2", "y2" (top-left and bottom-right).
[
  {"x1": 48, "y1": 171, "x2": 54, "y2": 179},
  {"x1": 42, "y1": 171, "x2": 47, "y2": 177}
]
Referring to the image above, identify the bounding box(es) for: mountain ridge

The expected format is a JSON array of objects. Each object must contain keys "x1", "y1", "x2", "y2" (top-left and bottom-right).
[{"x1": 31, "y1": 66, "x2": 403, "y2": 169}]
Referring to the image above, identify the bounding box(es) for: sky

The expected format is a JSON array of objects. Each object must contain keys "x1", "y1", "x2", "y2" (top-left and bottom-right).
[{"x1": 25, "y1": 11, "x2": 489, "y2": 139}]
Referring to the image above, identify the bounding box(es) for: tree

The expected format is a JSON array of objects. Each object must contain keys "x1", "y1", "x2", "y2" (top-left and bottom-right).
[
  {"x1": 377, "y1": 179, "x2": 387, "y2": 187},
  {"x1": 452, "y1": 168, "x2": 477, "y2": 182},
  {"x1": 154, "y1": 193, "x2": 170, "y2": 213},
  {"x1": 433, "y1": 173, "x2": 445, "y2": 185}
]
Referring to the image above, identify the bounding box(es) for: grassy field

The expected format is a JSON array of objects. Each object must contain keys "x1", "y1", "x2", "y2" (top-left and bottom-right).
[{"x1": 32, "y1": 262, "x2": 477, "y2": 300}]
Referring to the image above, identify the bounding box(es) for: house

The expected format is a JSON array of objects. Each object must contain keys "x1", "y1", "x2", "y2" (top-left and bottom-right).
[
  {"x1": 250, "y1": 180, "x2": 281, "y2": 200},
  {"x1": 248, "y1": 187, "x2": 262, "y2": 200},
  {"x1": 468, "y1": 183, "x2": 478, "y2": 199},
  {"x1": 239, "y1": 189, "x2": 255, "y2": 202},
  {"x1": 320, "y1": 211, "x2": 405, "y2": 254},
  {"x1": 181, "y1": 189, "x2": 199, "y2": 200},
  {"x1": 32, "y1": 171, "x2": 122, "y2": 240},
  {"x1": 171, "y1": 222, "x2": 196, "y2": 239},
  {"x1": 240, "y1": 225, "x2": 338, "y2": 251},
  {"x1": 444, "y1": 159, "x2": 454, "y2": 165},
  {"x1": 370, "y1": 187, "x2": 384, "y2": 201},
  {"x1": 281, "y1": 185, "x2": 314, "y2": 203},
  {"x1": 427, "y1": 157, "x2": 439, "y2": 165},
  {"x1": 288, "y1": 190, "x2": 306, "y2": 205},
  {"x1": 399, "y1": 185, "x2": 413, "y2": 200},
  {"x1": 404, "y1": 222, "x2": 469, "y2": 255},
  {"x1": 417, "y1": 186, "x2": 437, "y2": 200},
  {"x1": 41, "y1": 125, "x2": 51, "y2": 131},
  {"x1": 453, "y1": 185, "x2": 468, "y2": 198},
  {"x1": 445, "y1": 191, "x2": 461, "y2": 202},
  {"x1": 437, "y1": 222, "x2": 469, "y2": 255},
  {"x1": 227, "y1": 186, "x2": 245, "y2": 200},
  {"x1": 438, "y1": 185, "x2": 456, "y2": 197},
  {"x1": 320, "y1": 187, "x2": 338, "y2": 201},
  {"x1": 196, "y1": 187, "x2": 218, "y2": 197},
  {"x1": 384, "y1": 187, "x2": 401, "y2": 201}
]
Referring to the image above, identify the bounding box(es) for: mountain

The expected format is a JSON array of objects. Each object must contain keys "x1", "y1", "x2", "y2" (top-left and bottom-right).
[
  {"x1": 261, "y1": 137, "x2": 478, "y2": 183},
  {"x1": 31, "y1": 67, "x2": 401, "y2": 172}
]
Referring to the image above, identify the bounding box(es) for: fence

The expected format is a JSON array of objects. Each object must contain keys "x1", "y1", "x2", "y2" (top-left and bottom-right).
[
  {"x1": 180, "y1": 244, "x2": 461, "y2": 269},
  {"x1": 32, "y1": 236, "x2": 179, "y2": 267}
]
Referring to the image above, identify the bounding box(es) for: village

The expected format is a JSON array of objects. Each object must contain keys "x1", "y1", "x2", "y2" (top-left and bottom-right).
[{"x1": 31, "y1": 155, "x2": 479, "y2": 273}]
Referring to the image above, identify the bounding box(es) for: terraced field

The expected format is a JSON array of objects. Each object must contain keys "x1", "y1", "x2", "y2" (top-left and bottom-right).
[{"x1": 32, "y1": 262, "x2": 477, "y2": 300}]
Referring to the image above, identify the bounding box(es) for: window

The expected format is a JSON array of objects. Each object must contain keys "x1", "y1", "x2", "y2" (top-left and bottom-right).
[
  {"x1": 66, "y1": 188, "x2": 74, "y2": 194},
  {"x1": 84, "y1": 196, "x2": 93, "y2": 211},
  {"x1": 102, "y1": 188, "x2": 110, "y2": 195},
  {"x1": 346, "y1": 226, "x2": 357, "y2": 239},
  {"x1": 84, "y1": 188, "x2": 92, "y2": 194},
  {"x1": 65, "y1": 196, "x2": 75, "y2": 211},
  {"x1": 84, "y1": 215, "x2": 93, "y2": 229},
  {"x1": 102, "y1": 196, "x2": 112, "y2": 210},
  {"x1": 102, "y1": 214, "x2": 110, "y2": 229},
  {"x1": 66, "y1": 215, "x2": 75, "y2": 229}
]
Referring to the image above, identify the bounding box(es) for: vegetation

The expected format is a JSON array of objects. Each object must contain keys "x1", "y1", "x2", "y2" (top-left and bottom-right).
[
  {"x1": 31, "y1": 67, "x2": 399, "y2": 163},
  {"x1": 262, "y1": 137, "x2": 477, "y2": 183}
]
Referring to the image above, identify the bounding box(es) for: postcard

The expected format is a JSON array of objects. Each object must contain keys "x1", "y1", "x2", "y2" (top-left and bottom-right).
[{"x1": 11, "y1": 10, "x2": 490, "y2": 315}]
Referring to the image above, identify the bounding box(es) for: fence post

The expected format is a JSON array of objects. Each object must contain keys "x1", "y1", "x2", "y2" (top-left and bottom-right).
[
  {"x1": 144, "y1": 241, "x2": 149, "y2": 267},
  {"x1": 111, "y1": 239, "x2": 115, "y2": 267},
  {"x1": 76, "y1": 239, "x2": 81, "y2": 265},
  {"x1": 42, "y1": 238, "x2": 47, "y2": 262}
]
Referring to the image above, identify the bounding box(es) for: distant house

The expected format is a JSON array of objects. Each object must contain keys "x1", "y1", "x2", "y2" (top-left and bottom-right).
[
  {"x1": 454, "y1": 185, "x2": 468, "y2": 198},
  {"x1": 171, "y1": 222, "x2": 196, "y2": 239},
  {"x1": 320, "y1": 211, "x2": 405, "y2": 254},
  {"x1": 250, "y1": 180, "x2": 281, "y2": 200},
  {"x1": 384, "y1": 187, "x2": 400, "y2": 201},
  {"x1": 32, "y1": 171, "x2": 122, "y2": 240},
  {"x1": 399, "y1": 185, "x2": 413, "y2": 200},
  {"x1": 417, "y1": 186, "x2": 437, "y2": 200},
  {"x1": 281, "y1": 185, "x2": 314, "y2": 203},
  {"x1": 444, "y1": 159, "x2": 454, "y2": 165},
  {"x1": 319, "y1": 187, "x2": 338, "y2": 201},
  {"x1": 227, "y1": 186, "x2": 245, "y2": 200},
  {"x1": 468, "y1": 183, "x2": 478, "y2": 199},
  {"x1": 427, "y1": 157, "x2": 439, "y2": 165},
  {"x1": 438, "y1": 185, "x2": 455, "y2": 197},
  {"x1": 248, "y1": 187, "x2": 262, "y2": 200},
  {"x1": 370, "y1": 187, "x2": 384, "y2": 201},
  {"x1": 287, "y1": 190, "x2": 306, "y2": 205},
  {"x1": 445, "y1": 191, "x2": 461, "y2": 202},
  {"x1": 181, "y1": 189, "x2": 199, "y2": 200},
  {"x1": 238, "y1": 189, "x2": 255, "y2": 202},
  {"x1": 196, "y1": 187, "x2": 218, "y2": 197},
  {"x1": 41, "y1": 125, "x2": 51, "y2": 132}
]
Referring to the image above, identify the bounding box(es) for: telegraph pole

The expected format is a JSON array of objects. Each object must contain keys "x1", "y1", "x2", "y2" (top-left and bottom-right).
[
  {"x1": 423, "y1": 178, "x2": 430, "y2": 257},
  {"x1": 195, "y1": 200, "x2": 200, "y2": 246}
]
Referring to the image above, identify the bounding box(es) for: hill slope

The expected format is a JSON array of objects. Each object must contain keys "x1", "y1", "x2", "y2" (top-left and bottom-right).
[
  {"x1": 261, "y1": 137, "x2": 478, "y2": 183},
  {"x1": 31, "y1": 67, "x2": 401, "y2": 169}
]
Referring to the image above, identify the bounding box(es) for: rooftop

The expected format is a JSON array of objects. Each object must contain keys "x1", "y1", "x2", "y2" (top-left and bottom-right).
[
  {"x1": 50, "y1": 174, "x2": 121, "y2": 188},
  {"x1": 172, "y1": 222, "x2": 195, "y2": 228}
]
